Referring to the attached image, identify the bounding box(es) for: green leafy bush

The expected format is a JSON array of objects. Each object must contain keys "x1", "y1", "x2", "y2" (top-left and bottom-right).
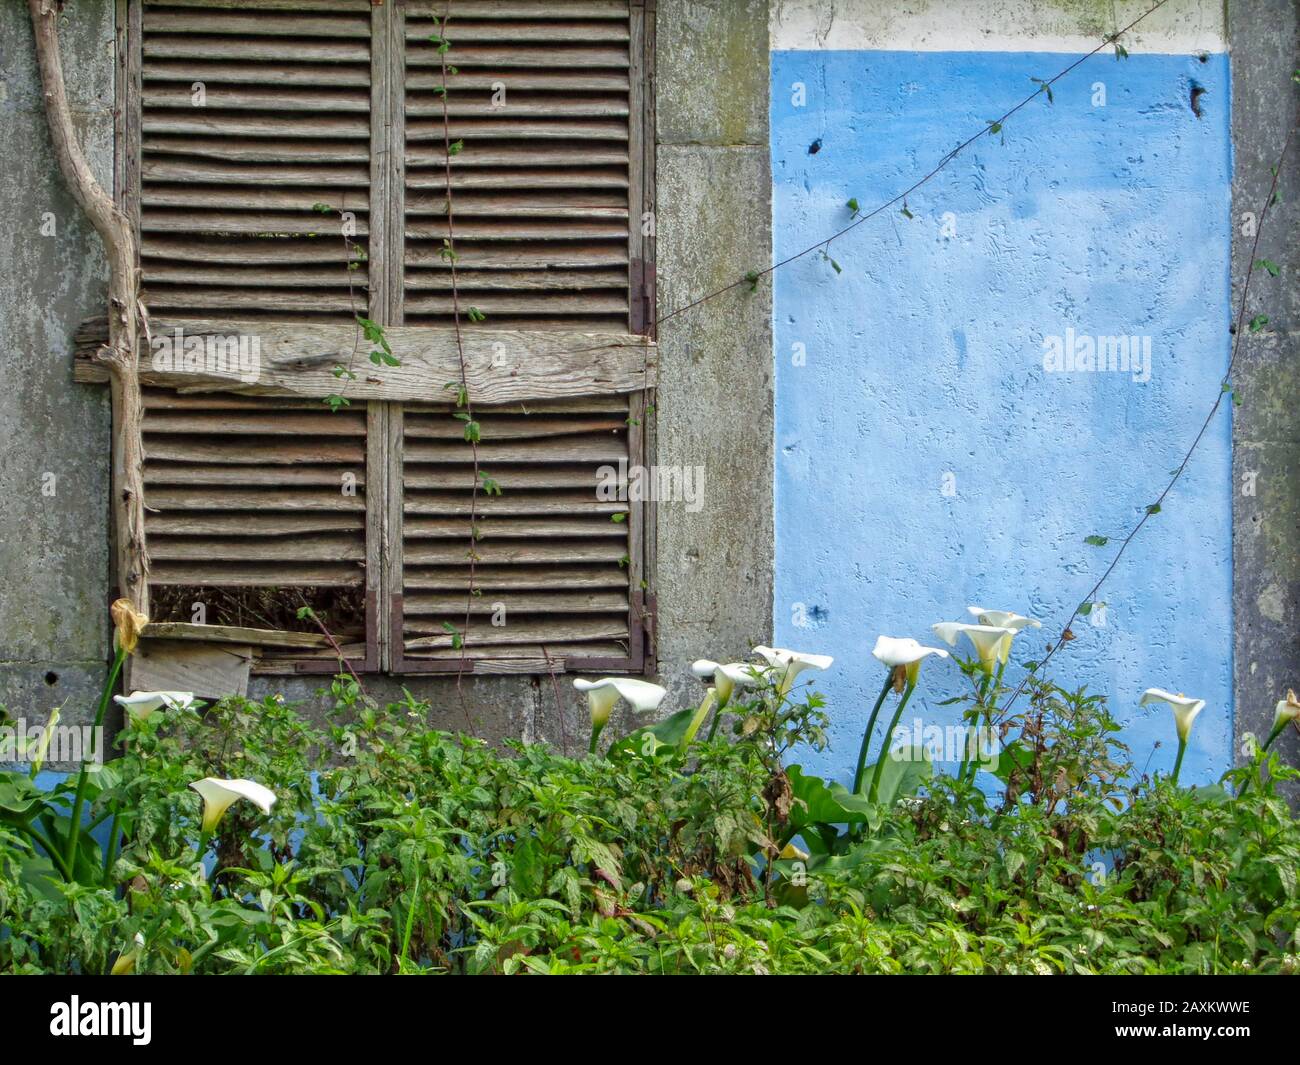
[{"x1": 3, "y1": 666, "x2": 1299, "y2": 975}]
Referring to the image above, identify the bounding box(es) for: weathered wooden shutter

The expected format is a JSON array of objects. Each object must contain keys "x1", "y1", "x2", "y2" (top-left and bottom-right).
[
  {"x1": 88, "y1": 0, "x2": 654, "y2": 675},
  {"x1": 101, "y1": 0, "x2": 387, "y2": 669},
  {"x1": 395, "y1": 394, "x2": 646, "y2": 671},
  {"x1": 388, "y1": 0, "x2": 655, "y2": 672}
]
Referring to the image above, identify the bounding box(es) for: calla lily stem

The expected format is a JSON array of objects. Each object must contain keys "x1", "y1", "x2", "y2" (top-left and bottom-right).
[
  {"x1": 705, "y1": 700, "x2": 727, "y2": 742},
  {"x1": 196, "y1": 830, "x2": 214, "y2": 880},
  {"x1": 1238, "y1": 724, "x2": 1286, "y2": 797},
  {"x1": 1171, "y1": 737, "x2": 1187, "y2": 786},
  {"x1": 869, "y1": 681, "x2": 918, "y2": 803},
  {"x1": 853, "y1": 672, "x2": 896, "y2": 795},
  {"x1": 103, "y1": 810, "x2": 122, "y2": 876},
  {"x1": 681, "y1": 689, "x2": 717, "y2": 751},
  {"x1": 65, "y1": 644, "x2": 126, "y2": 871},
  {"x1": 18, "y1": 823, "x2": 74, "y2": 880}
]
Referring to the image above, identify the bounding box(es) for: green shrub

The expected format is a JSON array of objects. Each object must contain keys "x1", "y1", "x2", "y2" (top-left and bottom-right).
[{"x1": 3, "y1": 669, "x2": 1299, "y2": 975}]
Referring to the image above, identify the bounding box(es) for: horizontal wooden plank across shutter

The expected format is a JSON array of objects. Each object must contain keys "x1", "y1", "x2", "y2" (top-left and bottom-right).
[
  {"x1": 138, "y1": 0, "x2": 374, "y2": 323},
  {"x1": 394, "y1": 396, "x2": 644, "y2": 673},
  {"x1": 401, "y1": 0, "x2": 635, "y2": 331}
]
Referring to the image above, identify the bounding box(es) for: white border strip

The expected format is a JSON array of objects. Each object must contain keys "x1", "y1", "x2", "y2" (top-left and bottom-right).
[{"x1": 771, "y1": 0, "x2": 1227, "y2": 54}]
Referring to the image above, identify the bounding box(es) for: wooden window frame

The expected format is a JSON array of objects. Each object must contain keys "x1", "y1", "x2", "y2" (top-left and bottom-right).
[{"x1": 106, "y1": 0, "x2": 657, "y2": 677}]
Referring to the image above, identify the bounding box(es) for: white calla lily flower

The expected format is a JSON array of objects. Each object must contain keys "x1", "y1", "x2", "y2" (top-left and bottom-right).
[
  {"x1": 931, "y1": 622, "x2": 1017, "y2": 673},
  {"x1": 967, "y1": 607, "x2": 1042, "y2": 633},
  {"x1": 573, "y1": 677, "x2": 667, "y2": 724},
  {"x1": 575, "y1": 682, "x2": 618, "y2": 730},
  {"x1": 1265, "y1": 689, "x2": 1300, "y2": 749},
  {"x1": 1272, "y1": 690, "x2": 1300, "y2": 733},
  {"x1": 751, "y1": 646, "x2": 833, "y2": 695},
  {"x1": 871, "y1": 636, "x2": 949, "y2": 686},
  {"x1": 691, "y1": 659, "x2": 759, "y2": 706},
  {"x1": 110, "y1": 932, "x2": 146, "y2": 976},
  {"x1": 114, "y1": 690, "x2": 195, "y2": 724},
  {"x1": 871, "y1": 636, "x2": 949, "y2": 669},
  {"x1": 573, "y1": 677, "x2": 668, "y2": 754},
  {"x1": 1140, "y1": 688, "x2": 1206, "y2": 743},
  {"x1": 189, "y1": 777, "x2": 277, "y2": 833}
]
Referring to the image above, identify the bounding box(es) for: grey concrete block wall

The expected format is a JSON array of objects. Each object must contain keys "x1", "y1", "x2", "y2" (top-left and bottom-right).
[
  {"x1": 0, "y1": 2, "x2": 114, "y2": 723},
  {"x1": 0, "y1": 0, "x2": 775, "y2": 754},
  {"x1": 650, "y1": 0, "x2": 773, "y2": 709},
  {"x1": 1230, "y1": 0, "x2": 1300, "y2": 795}
]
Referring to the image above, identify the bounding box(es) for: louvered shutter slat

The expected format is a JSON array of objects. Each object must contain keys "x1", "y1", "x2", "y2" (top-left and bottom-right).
[
  {"x1": 144, "y1": 59, "x2": 373, "y2": 88},
  {"x1": 402, "y1": 565, "x2": 628, "y2": 591},
  {"x1": 145, "y1": 465, "x2": 363, "y2": 488}
]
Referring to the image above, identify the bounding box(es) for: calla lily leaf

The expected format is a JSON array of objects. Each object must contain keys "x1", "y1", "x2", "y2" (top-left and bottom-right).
[
  {"x1": 606, "y1": 705, "x2": 697, "y2": 761},
  {"x1": 859, "y1": 745, "x2": 932, "y2": 807},
  {"x1": 17, "y1": 855, "x2": 63, "y2": 901},
  {"x1": 776, "y1": 836, "x2": 891, "y2": 879},
  {"x1": 0, "y1": 775, "x2": 45, "y2": 821},
  {"x1": 990, "y1": 739, "x2": 1035, "y2": 785},
  {"x1": 786, "y1": 765, "x2": 874, "y2": 828},
  {"x1": 47, "y1": 762, "x2": 122, "y2": 802}
]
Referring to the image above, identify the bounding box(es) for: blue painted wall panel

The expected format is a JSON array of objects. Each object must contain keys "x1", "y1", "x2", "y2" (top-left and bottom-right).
[{"x1": 771, "y1": 51, "x2": 1233, "y2": 786}]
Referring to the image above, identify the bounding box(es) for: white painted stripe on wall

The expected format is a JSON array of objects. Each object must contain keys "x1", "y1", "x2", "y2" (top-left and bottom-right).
[{"x1": 771, "y1": 0, "x2": 1227, "y2": 54}]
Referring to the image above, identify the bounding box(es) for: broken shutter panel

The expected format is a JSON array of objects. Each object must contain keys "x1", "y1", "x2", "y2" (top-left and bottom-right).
[
  {"x1": 141, "y1": 387, "x2": 372, "y2": 666},
  {"x1": 138, "y1": 0, "x2": 374, "y2": 322},
  {"x1": 397, "y1": 395, "x2": 639, "y2": 671},
  {"x1": 402, "y1": 0, "x2": 635, "y2": 331}
]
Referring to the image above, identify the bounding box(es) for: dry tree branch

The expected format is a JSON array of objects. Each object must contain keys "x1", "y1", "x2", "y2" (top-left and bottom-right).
[{"x1": 30, "y1": 0, "x2": 150, "y2": 612}]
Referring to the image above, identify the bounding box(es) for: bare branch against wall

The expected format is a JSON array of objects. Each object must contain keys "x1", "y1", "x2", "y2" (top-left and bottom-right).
[{"x1": 29, "y1": 0, "x2": 149, "y2": 613}]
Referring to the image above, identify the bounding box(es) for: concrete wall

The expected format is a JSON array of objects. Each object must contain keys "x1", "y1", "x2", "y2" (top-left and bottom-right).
[
  {"x1": 0, "y1": 1, "x2": 115, "y2": 734},
  {"x1": 0, "y1": 0, "x2": 774, "y2": 756},
  {"x1": 1229, "y1": 0, "x2": 1300, "y2": 798},
  {"x1": 770, "y1": 0, "x2": 1242, "y2": 787}
]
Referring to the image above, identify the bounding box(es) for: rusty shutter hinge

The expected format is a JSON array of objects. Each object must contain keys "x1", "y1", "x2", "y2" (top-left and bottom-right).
[
  {"x1": 631, "y1": 257, "x2": 657, "y2": 338},
  {"x1": 642, "y1": 591, "x2": 658, "y2": 674}
]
